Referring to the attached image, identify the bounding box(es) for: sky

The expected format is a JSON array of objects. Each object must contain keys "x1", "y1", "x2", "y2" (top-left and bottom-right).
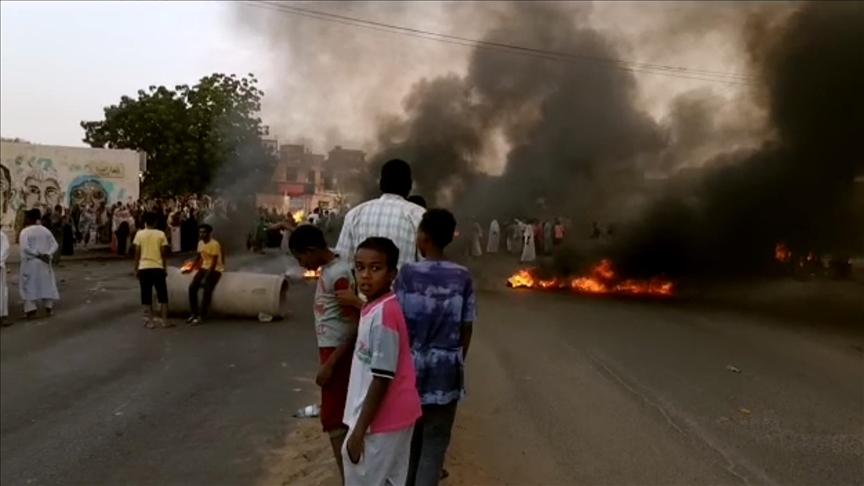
[
  {"x1": 1, "y1": 1, "x2": 753, "y2": 153},
  {"x1": 1, "y1": 1, "x2": 266, "y2": 147}
]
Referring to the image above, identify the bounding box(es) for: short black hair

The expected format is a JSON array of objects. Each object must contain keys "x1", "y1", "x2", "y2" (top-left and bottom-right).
[
  {"x1": 407, "y1": 195, "x2": 427, "y2": 208},
  {"x1": 356, "y1": 237, "x2": 399, "y2": 270},
  {"x1": 379, "y1": 159, "x2": 412, "y2": 197},
  {"x1": 419, "y1": 208, "x2": 456, "y2": 249},
  {"x1": 143, "y1": 211, "x2": 158, "y2": 227},
  {"x1": 288, "y1": 224, "x2": 327, "y2": 253},
  {"x1": 199, "y1": 223, "x2": 213, "y2": 233}
]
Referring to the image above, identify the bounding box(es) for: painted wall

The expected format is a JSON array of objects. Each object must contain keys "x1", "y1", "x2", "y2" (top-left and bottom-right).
[{"x1": 1, "y1": 141, "x2": 141, "y2": 236}]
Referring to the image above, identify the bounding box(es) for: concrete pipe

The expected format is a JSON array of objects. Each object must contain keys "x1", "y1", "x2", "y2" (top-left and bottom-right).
[{"x1": 165, "y1": 267, "x2": 289, "y2": 319}]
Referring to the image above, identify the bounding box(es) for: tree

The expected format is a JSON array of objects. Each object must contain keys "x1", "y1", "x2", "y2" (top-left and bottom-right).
[{"x1": 81, "y1": 73, "x2": 275, "y2": 196}]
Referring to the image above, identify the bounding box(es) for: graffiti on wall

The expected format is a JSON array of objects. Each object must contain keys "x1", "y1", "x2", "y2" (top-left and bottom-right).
[{"x1": 0, "y1": 143, "x2": 140, "y2": 236}]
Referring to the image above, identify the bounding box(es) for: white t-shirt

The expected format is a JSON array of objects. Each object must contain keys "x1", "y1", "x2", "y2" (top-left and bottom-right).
[
  {"x1": 343, "y1": 293, "x2": 421, "y2": 434},
  {"x1": 313, "y1": 256, "x2": 355, "y2": 348}
]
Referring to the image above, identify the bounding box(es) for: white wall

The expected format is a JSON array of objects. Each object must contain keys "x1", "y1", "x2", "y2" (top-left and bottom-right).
[{"x1": 1, "y1": 141, "x2": 141, "y2": 236}]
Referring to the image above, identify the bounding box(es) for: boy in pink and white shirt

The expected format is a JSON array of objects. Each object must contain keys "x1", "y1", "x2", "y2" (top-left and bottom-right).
[{"x1": 343, "y1": 237, "x2": 421, "y2": 485}]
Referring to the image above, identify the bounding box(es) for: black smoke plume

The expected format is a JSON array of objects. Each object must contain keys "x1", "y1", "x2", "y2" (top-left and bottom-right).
[
  {"x1": 366, "y1": 2, "x2": 664, "y2": 222},
  {"x1": 367, "y1": 2, "x2": 862, "y2": 277},
  {"x1": 610, "y1": 2, "x2": 864, "y2": 278}
]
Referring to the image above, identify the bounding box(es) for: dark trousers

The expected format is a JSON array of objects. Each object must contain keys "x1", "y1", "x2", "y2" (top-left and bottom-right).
[
  {"x1": 139, "y1": 268, "x2": 168, "y2": 305},
  {"x1": 189, "y1": 270, "x2": 221, "y2": 317},
  {"x1": 407, "y1": 402, "x2": 458, "y2": 486},
  {"x1": 116, "y1": 223, "x2": 130, "y2": 256}
]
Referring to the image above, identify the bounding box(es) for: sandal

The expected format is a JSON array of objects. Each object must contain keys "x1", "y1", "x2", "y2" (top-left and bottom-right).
[{"x1": 144, "y1": 319, "x2": 156, "y2": 329}]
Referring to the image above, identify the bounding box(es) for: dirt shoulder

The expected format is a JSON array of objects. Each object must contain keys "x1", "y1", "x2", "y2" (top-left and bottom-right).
[{"x1": 258, "y1": 416, "x2": 496, "y2": 486}]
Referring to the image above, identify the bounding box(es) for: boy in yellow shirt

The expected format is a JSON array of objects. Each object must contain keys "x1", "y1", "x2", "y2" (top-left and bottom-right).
[
  {"x1": 133, "y1": 212, "x2": 171, "y2": 329},
  {"x1": 187, "y1": 224, "x2": 224, "y2": 325}
]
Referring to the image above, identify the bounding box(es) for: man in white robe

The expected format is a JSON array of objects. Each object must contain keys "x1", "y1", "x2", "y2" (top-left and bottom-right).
[
  {"x1": 487, "y1": 219, "x2": 500, "y2": 254},
  {"x1": 508, "y1": 220, "x2": 522, "y2": 254},
  {"x1": 520, "y1": 221, "x2": 536, "y2": 263},
  {"x1": 1, "y1": 230, "x2": 9, "y2": 322},
  {"x1": 18, "y1": 209, "x2": 60, "y2": 318},
  {"x1": 469, "y1": 221, "x2": 484, "y2": 257}
]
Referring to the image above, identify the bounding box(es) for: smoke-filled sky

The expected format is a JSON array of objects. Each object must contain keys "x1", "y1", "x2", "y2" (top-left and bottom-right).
[
  {"x1": 3, "y1": 0, "x2": 767, "y2": 156},
  {"x1": 233, "y1": 1, "x2": 771, "y2": 160},
  {"x1": 6, "y1": 1, "x2": 858, "y2": 274},
  {"x1": 239, "y1": 0, "x2": 862, "y2": 277}
]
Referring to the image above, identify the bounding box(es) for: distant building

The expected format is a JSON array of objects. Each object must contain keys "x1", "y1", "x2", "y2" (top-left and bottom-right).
[
  {"x1": 327, "y1": 146, "x2": 365, "y2": 194},
  {"x1": 257, "y1": 142, "x2": 366, "y2": 214}
]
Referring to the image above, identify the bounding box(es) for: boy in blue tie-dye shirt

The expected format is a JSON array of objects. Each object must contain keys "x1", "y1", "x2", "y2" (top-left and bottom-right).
[{"x1": 394, "y1": 208, "x2": 476, "y2": 486}]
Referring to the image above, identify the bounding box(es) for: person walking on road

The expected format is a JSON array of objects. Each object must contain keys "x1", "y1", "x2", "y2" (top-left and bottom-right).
[
  {"x1": 18, "y1": 209, "x2": 59, "y2": 318},
  {"x1": 133, "y1": 212, "x2": 171, "y2": 329},
  {"x1": 186, "y1": 224, "x2": 224, "y2": 325}
]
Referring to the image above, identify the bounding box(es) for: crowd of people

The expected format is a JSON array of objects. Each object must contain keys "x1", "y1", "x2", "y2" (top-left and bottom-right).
[
  {"x1": 6, "y1": 194, "x2": 232, "y2": 260},
  {"x1": 248, "y1": 206, "x2": 343, "y2": 254},
  {"x1": 0, "y1": 200, "x2": 230, "y2": 327},
  {"x1": 0, "y1": 189, "x2": 348, "y2": 325},
  {"x1": 290, "y1": 159, "x2": 474, "y2": 486},
  {"x1": 466, "y1": 217, "x2": 568, "y2": 263}
]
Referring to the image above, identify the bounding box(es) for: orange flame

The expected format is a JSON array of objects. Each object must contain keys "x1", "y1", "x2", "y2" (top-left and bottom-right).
[
  {"x1": 303, "y1": 269, "x2": 321, "y2": 279},
  {"x1": 507, "y1": 259, "x2": 674, "y2": 297},
  {"x1": 180, "y1": 260, "x2": 200, "y2": 273},
  {"x1": 775, "y1": 242, "x2": 792, "y2": 263}
]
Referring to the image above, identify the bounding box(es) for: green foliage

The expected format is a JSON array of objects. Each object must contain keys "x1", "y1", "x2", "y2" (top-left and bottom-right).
[{"x1": 81, "y1": 73, "x2": 274, "y2": 196}]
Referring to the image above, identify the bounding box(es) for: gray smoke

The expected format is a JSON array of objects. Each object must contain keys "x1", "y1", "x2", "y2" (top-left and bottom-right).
[{"x1": 231, "y1": 1, "x2": 500, "y2": 152}]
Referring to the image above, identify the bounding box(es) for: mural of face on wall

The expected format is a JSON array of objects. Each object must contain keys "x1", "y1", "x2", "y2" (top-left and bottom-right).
[
  {"x1": 69, "y1": 178, "x2": 110, "y2": 209},
  {"x1": 22, "y1": 170, "x2": 64, "y2": 211}
]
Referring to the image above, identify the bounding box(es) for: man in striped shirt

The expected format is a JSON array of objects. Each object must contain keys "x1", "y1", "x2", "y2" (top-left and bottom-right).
[{"x1": 336, "y1": 159, "x2": 426, "y2": 270}]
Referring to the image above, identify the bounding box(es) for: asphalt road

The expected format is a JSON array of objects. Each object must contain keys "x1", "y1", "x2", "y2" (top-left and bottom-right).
[
  {"x1": 2, "y1": 254, "x2": 862, "y2": 485},
  {"x1": 452, "y1": 287, "x2": 864, "y2": 485},
  {"x1": 1, "y1": 254, "x2": 322, "y2": 486}
]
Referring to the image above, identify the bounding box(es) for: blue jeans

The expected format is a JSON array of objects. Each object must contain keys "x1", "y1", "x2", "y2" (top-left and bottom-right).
[{"x1": 407, "y1": 402, "x2": 458, "y2": 486}]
